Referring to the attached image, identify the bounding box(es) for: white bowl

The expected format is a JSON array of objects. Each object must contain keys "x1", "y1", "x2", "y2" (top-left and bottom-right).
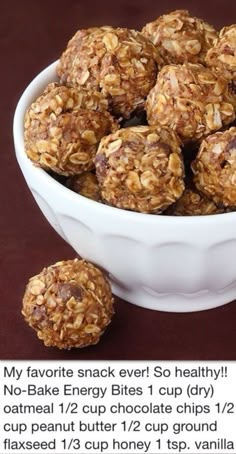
[{"x1": 13, "y1": 61, "x2": 236, "y2": 312}]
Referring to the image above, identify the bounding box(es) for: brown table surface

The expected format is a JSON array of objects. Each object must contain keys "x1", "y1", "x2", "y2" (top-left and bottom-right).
[{"x1": 1, "y1": 0, "x2": 236, "y2": 360}]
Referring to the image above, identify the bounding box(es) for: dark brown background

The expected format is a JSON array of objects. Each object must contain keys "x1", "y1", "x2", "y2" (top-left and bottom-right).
[{"x1": 1, "y1": 0, "x2": 236, "y2": 360}]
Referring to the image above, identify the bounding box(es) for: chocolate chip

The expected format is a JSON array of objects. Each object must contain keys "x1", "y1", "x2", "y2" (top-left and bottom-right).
[
  {"x1": 158, "y1": 141, "x2": 172, "y2": 155},
  {"x1": 32, "y1": 305, "x2": 46, "y2": 321},
  {"x1": 220, "y1": 159, "x2": 227, "y2": 168},
  {"x1": 57, "y1": 283, "x2": 82, "y2": 302},
  {"x1": 94, "y1": 154, "x2": 107, "y2": 178},
  {"x1": 226, "y1": 137, "x2": 236, "y2": 152},
  {"x1": 229, "y1": 81, "x2": 236, "y2": 95}
]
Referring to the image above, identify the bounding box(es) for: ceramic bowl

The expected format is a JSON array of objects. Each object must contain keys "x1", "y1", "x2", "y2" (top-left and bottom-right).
[{"x1": 13, "y1": 61, "x2": 236, "y2": 312}]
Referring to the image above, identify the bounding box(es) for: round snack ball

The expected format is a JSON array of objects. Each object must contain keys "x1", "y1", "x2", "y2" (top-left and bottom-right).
[
  {"x1": 22, "y1": 259, "x2": 114, "y2": 349},
  {"x1": 142, "y1": 9, "x2": 217, "y2": 66},
  {"x1": 57, "y1": 26, "x2": 160, "y2": 118},
  {"x1": 94, "y1": 125, "x2": 185, "y2": 213},
  {"x1": 191, "y1": 127, "x2": 236, "y2": 208},
  {"x1": 25, "y1": 82, "x2": 110, "y2": 123},
  {"x1": 166, "y1": 187, "x2": 223, "y2": 216},
  {"x1": 146, "y1": 63, "x2": 236, "y2": 143},
  {"x1": 206, "y1": 25, "x2": 236, "y2": 86},
  {"x1": 24, "y1": 83, "x2": 118, "y2": 176},
  {"x1": 67, "y1": 172, "x2": 101, "y2": 202}
]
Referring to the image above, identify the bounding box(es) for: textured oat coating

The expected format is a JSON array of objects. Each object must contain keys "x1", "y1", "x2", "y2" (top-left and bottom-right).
[
  {"x1": 192, "y1": 127, "x2": 236, "y2": 207},
  {"x1": 22, "y1": 259, "x2": 114, "y2": 349},
  {"x1": 146, "y1": 63, "x2": 236, "y2": 142},
  {"x1": 57, "y1": 26, "x2": 160, "y2": 118},
  {"x1": 24, "y1": 83, "x2": 118, "y2": 175},
  {"x1": 206, "y1": 25, "x2": 236, "y2": 85},
  {"x1": 94, "y1": 125, "x2": 185, "y2": 213},
  {"x1": 67, "y1": 172, "x2": 101, "y2": 202},
  {"x1": 142, "y1": 10, "x2": 217, "y2": 66},
  {"x1": 166, "y1": 187, "x2": 223, "y2": 216}
]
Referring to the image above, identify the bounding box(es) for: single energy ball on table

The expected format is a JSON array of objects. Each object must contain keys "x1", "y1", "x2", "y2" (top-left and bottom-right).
[
  {"x1": 67, "y1": 171, "x2": 101, "y2": 202},
  {"x1": 94, "y1": 125, "x2": 185, "y2": 213},
  {"x1": 57, "y1": 26, "x2": 161, "y2": 118},
  {"x1": 146, "y1": 63, "x2": 236, "y2": 143},
  {"x1": 191, "y1": 127, "x2": 236, "y2": 208},
  {"x1": 142, "y1": 9, "x2": 217, "y2": 66},
  {"x1": 166, "y1": 187, "x2": 224, "y2": 216},
  {"x1": 206, "y1": 25, "x2": 236, "y2": 88},
  {"x1": 24, "y1": 83, "x2": 118, "y2": 176},
  {"x1": 22, "y1": 259, "x2": 114, "y2": 349}
]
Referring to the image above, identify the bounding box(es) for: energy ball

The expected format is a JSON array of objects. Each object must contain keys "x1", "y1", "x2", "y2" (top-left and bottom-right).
[
  {"x1": 67, "y1": 172, "x2": 101, "y2": 202},
  {"x1": 57, "y1": 26, "x2": 160, "y2": 118},
  {"x1": 166, "y1": 187, "x2": 223, "y2": 216},
  {"x1": 22, "y1": 259, "x2": 114, "y2": 349},
  {"x1": 142, "y1": 9, "x2": 217, "y2": 66},
  {"x1": 146, "y1": 63, "x2": 236, "y2": 143},
  {"x1": 24, "y1": 83, "x2": 118, "y2": 176},
  {"x1": 206, "y1": 25, "x2": 236, "y2": 87},
  {"x1": 191, "y1": 127, "x2": 236, "y2": 207},
  {"x1": 94, "y1": 125, "x2": 185, "y2": 213}
]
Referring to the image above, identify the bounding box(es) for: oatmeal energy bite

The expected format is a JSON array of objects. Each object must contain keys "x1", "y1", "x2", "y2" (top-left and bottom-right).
[
  {"x1": 24, "y1": 83, "x2": 118, "y2": 176},
  {"x1": 57, "y1": 26, "x2": 160, "y2": 118},
  {"x1": 206, "y1": 25, "x2": 236, "y2": 86},
  {"x1": 146, "y1": 63, "x2": 236, "y2": 142},
  {"x1": 192, "y1": 127, "x2": 236, "y2": 208},
  {"x1": 67, "y1": 171, "x2": 101, "y2": 202},
  {"x1": 22, "y1": 259, "x2": 114, "y2": 349},
  {"x1": 166, "y1": 187, "x2": 223, "y2": 216},
  {"x1": 95, "y1": 125, "x2": 185, "y2": 213},
  {"x1": 142, "y1": 9, "x2": 217, "y2": 66}
]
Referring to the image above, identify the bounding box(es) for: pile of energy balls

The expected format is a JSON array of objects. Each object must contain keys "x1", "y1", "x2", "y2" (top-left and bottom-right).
[{"x1": 22, "y1": 10, "x2": 236, "y2": 349}]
